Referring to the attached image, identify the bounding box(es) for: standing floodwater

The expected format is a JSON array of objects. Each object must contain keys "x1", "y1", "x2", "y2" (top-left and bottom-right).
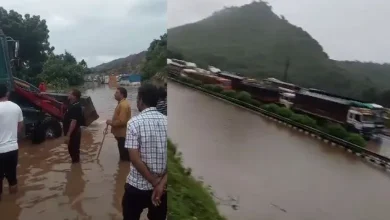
[
  {"x1": 0, "y1": 83, "x2": 141, "y2": 219},
  {"x1": 168, "y1": 82, "x2": 390, "y2": 220}
]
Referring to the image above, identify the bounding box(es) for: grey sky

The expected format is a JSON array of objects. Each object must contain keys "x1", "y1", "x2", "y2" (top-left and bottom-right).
[
  {"x1": 1, "y1": 0, "x2": 166, "y2": 67},
  {"x1": 168, "y1": 0, "x2": 390, "y2": 63}
]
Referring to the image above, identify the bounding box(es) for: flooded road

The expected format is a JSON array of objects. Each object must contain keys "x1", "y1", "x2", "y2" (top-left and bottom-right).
[
  {"x1": 0, "y1": 83, "x2": 142, "y2": 220},
  {"x1": 168, "y1": 82, "x2": 390, "y2": 220},
  {"x1": 367, "y1": 135, "x2": 390, "y2": 157}
]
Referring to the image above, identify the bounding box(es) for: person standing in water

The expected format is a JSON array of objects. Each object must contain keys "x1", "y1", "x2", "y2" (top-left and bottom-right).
[
  {"x1": 106, "y1": 87, "x2": 131, "y2": 161},
  {"x1": 0, "y1": 85, "x2": 23, "y2": 200},
  {"x1": 38, "y1": 82, "x2": 47, "y2": 92},
  {"x1": 63, "y1": 89, "x2": 83, "y2": 163},
  {"x1": 122, "y1": 83, "x2": 167, "y2": 220}
]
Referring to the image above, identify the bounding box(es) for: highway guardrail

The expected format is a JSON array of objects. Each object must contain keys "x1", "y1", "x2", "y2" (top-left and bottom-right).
[{"x1": 169, "y1": 77, "x2": 390, "y2": 169}]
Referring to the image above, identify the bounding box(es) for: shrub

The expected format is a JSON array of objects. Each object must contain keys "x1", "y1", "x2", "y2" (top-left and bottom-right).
[
  {"x1": 290, "y1": 113, "x2": 304, "y2": 122},
  {"x1": 290, "y1": 113, "x2": 317, "y2": 128},
  {"x1": 235, "y1": 91, "x2": 252, "y2": 102},
  {"x1": 211, "y1": 85, "x2": 224, "y2": 93},
  {"x1": 221, "y1": 89, "x2": 237, "y2": 98},
  {"x1": 180, "y1": 76, "x2": 190, "y2": 83},
  {"x1": 345, "y1": 133, "x2": 366, "y2": 147},
  {"x1": 326, "y1": 123, "x2": 349, "y2": 139},
  {"x1": 202, "y1": 84, "x2": 214, "y2": 91},
  {"x1": 249, "y1": 99, "x2": 262, "y2": 107},
  {"x1": 262, "y1": 103, "x2": 280, "y2": 113},
  {"x1": 209, "y1": 85, "x2": 223, "y2": 93},
  {"x1": 275, "y1": 107, "x2": 293, "y2": 118},
  {"x1": 192, "y1": 79, "x2": 202, "y2": 86}
]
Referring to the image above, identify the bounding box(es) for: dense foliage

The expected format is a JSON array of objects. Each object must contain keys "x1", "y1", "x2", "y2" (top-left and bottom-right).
[
  {"x1": 141, "y1": 33, "x2": 167, "y2": 81},
  {"x1": 0, "y1": 7, "x2": 89, "y2": 87},
  {"x1": 168, "y1": 140, "x2": 225, "y2": 220},
  {"x1": 174, "y1": 75, "x2": 367, "y2": 147},
  {"x1": 38, "y1": 51, "x2": 90, "y2": 88},
  {"x1": 168, "y1": 1, "x2": 390, "y2": 106}
]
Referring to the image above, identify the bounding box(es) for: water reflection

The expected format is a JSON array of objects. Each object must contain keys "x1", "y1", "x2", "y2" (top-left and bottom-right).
[
  {"x1": 112, "y1": 162, "x2": 130, "y2": 218},
  {"x1": 63, "y1": 163, "x2": 88, "y2": 218}
]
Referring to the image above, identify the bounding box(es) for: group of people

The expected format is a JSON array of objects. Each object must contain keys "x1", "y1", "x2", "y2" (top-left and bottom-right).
[{"x1": 0, "y1": 82, "x2": 168, "y2": 220}]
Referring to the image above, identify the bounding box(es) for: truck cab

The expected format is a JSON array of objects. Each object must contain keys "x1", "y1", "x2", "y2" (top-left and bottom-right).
[
  {"x1": 346, "y1": 107, "x2": 383, "y2": 139},
  {"x1": 279, "y1": 92, "x2": 295, "y2": 108}
]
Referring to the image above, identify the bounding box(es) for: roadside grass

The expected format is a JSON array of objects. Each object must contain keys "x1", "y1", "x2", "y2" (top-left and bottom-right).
[{"x1": 167, "y1": 140, "x2": 225, "y2": 220}]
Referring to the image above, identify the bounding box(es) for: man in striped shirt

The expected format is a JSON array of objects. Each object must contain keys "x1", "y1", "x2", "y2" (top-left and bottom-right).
[
  {"x1": 123, "y1": 83, "x2": 167, "y2": 220},
  {"x1": 156, "y1": 84, "x2": 167, "y2": 116}
]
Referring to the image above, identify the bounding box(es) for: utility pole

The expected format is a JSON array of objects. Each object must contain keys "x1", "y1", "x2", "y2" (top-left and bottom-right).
[{"x1": 283, "y1": 56, "x2": 290, "y2": 82}]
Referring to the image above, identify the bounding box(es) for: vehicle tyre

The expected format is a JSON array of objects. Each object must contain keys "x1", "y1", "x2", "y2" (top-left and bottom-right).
[{"x1": 31, "y1": 118, "x2": 62, "y2": 144}]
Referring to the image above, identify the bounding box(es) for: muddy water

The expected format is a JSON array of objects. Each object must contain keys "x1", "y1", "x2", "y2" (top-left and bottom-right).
[
  {"x1": 0, "y1": 83, "x2": 142, "y2": 220},
  {"x1": 168, "y1": 82, "x2": 390, "y2": 220}
]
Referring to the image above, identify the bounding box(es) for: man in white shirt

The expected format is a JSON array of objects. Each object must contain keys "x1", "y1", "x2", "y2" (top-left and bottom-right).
[{"x1": 0, "y1": 85, "x2": 23, "y2": 200}]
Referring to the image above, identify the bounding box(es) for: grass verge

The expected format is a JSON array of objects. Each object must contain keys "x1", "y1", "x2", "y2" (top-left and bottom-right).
[{"x1": 167, "y1": 140, "x2": 226, "y2": 220}]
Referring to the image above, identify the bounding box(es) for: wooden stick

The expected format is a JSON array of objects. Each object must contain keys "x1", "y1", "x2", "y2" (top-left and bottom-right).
[{"x1": 96, "y1": 125, "x2": 108, "y2": 160}]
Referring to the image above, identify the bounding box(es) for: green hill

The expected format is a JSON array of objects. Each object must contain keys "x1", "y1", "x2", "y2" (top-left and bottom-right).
[
  {"x1": 168, "y1": 1, "x2": 390, "y2": 105},
  {"x1": 91, "y1": 51, "x2": 146, "y2": 74}
]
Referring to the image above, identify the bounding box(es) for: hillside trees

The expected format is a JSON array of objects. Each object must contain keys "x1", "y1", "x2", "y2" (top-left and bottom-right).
[
  {"x1": 168, "y1": 1, "x2": 390, "y2": 106},
  {"x1": 141, "y1": 33, "x2": 167, "y2": 81}
]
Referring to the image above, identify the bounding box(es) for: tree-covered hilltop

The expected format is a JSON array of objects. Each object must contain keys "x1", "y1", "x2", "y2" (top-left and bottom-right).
[
  {"x1": 168, "y1": 1, "x2": 390, "y2": 106},
  {"x1": 0, "y1": 7, "x2": 90, "y2": 87},
  {"x1": 141, "y1": 33, "x2": 167, "y2": 81}
]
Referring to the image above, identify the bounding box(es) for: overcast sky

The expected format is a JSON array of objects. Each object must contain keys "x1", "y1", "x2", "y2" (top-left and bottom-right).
[
  {"x1": 1, "y1": 0, "x2": 166, "y2": 67},
  {"x1": 168, "y1": 0, "x2": 390, "y2": 63}
]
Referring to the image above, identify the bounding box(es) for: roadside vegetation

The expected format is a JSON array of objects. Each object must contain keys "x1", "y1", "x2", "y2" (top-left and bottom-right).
[
  {"x1": 174, "y1": 75, "x2": 367, "y2": 148},
  {"x1": 168, "y1": 140, "x2": 226, "y2": 220},
  {"x1": 141, "y1": 33, "x2": 167, "y2": 82}
]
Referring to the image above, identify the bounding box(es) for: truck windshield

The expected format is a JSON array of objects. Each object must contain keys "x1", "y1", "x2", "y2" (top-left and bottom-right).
[{"x1": 362, "y1": 114, "x2": 376, "y2": 122}]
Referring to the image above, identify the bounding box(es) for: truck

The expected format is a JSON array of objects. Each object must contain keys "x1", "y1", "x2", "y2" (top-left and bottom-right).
[
  {"x1": 0, "y1": 28, "x2": 99, "y2": 144},
  {"x1": 181, "y1": 69, "x2": 232, "y2": 90},
  {"x1": 293, "y1": 89, "x2": 385, "y2": 139}
]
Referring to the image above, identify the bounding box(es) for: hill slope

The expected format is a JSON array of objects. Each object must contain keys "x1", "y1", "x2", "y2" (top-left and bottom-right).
[
  {"x1": 91, "y1": 51, "x2": 146, "y2": 73},
  {"x1": 168, "y1": 1, "x2": 390, "y2": 102}
]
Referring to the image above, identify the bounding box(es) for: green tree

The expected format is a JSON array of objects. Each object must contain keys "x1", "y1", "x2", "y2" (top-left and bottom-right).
[
  {"x1": 39, "y1": 52, "x2": 85, "y2": 87},
  {"x1": 0, "y1": 7, "x2": 54, "y2": 84},
  {"x1": 141, "y1": 33, "x2": 167, "y2": 81}
]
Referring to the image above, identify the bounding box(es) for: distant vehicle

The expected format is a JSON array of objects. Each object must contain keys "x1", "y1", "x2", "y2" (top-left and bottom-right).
[
  {"x1": 279, "y1": 92, "x2": 295, "y2": 108},
  {"x1": 293, "y1": 89, "x2": 385, "y2": 139},
  {"x1": 103, "y1": 75, "x2": 110, "y2": 84},
  {"x1": 181, "y1": 69, "x2": 232, "y2": 90},
  {"x1": 118, "y1": 74, "x2": 141, "y2": 86}
]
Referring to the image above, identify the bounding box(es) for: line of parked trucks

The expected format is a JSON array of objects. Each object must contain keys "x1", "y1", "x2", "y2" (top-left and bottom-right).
[{"x1": 168, "y1": 58, "x2": 386, "y2": 140}]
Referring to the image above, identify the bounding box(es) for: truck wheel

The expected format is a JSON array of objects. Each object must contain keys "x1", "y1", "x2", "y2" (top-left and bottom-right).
[
  {"x1": 42, "y1": 118, "x2": 62, "y2": 139},
  {"x1": 31, "y1": 118, "x2": 62, "y2": 144}
]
